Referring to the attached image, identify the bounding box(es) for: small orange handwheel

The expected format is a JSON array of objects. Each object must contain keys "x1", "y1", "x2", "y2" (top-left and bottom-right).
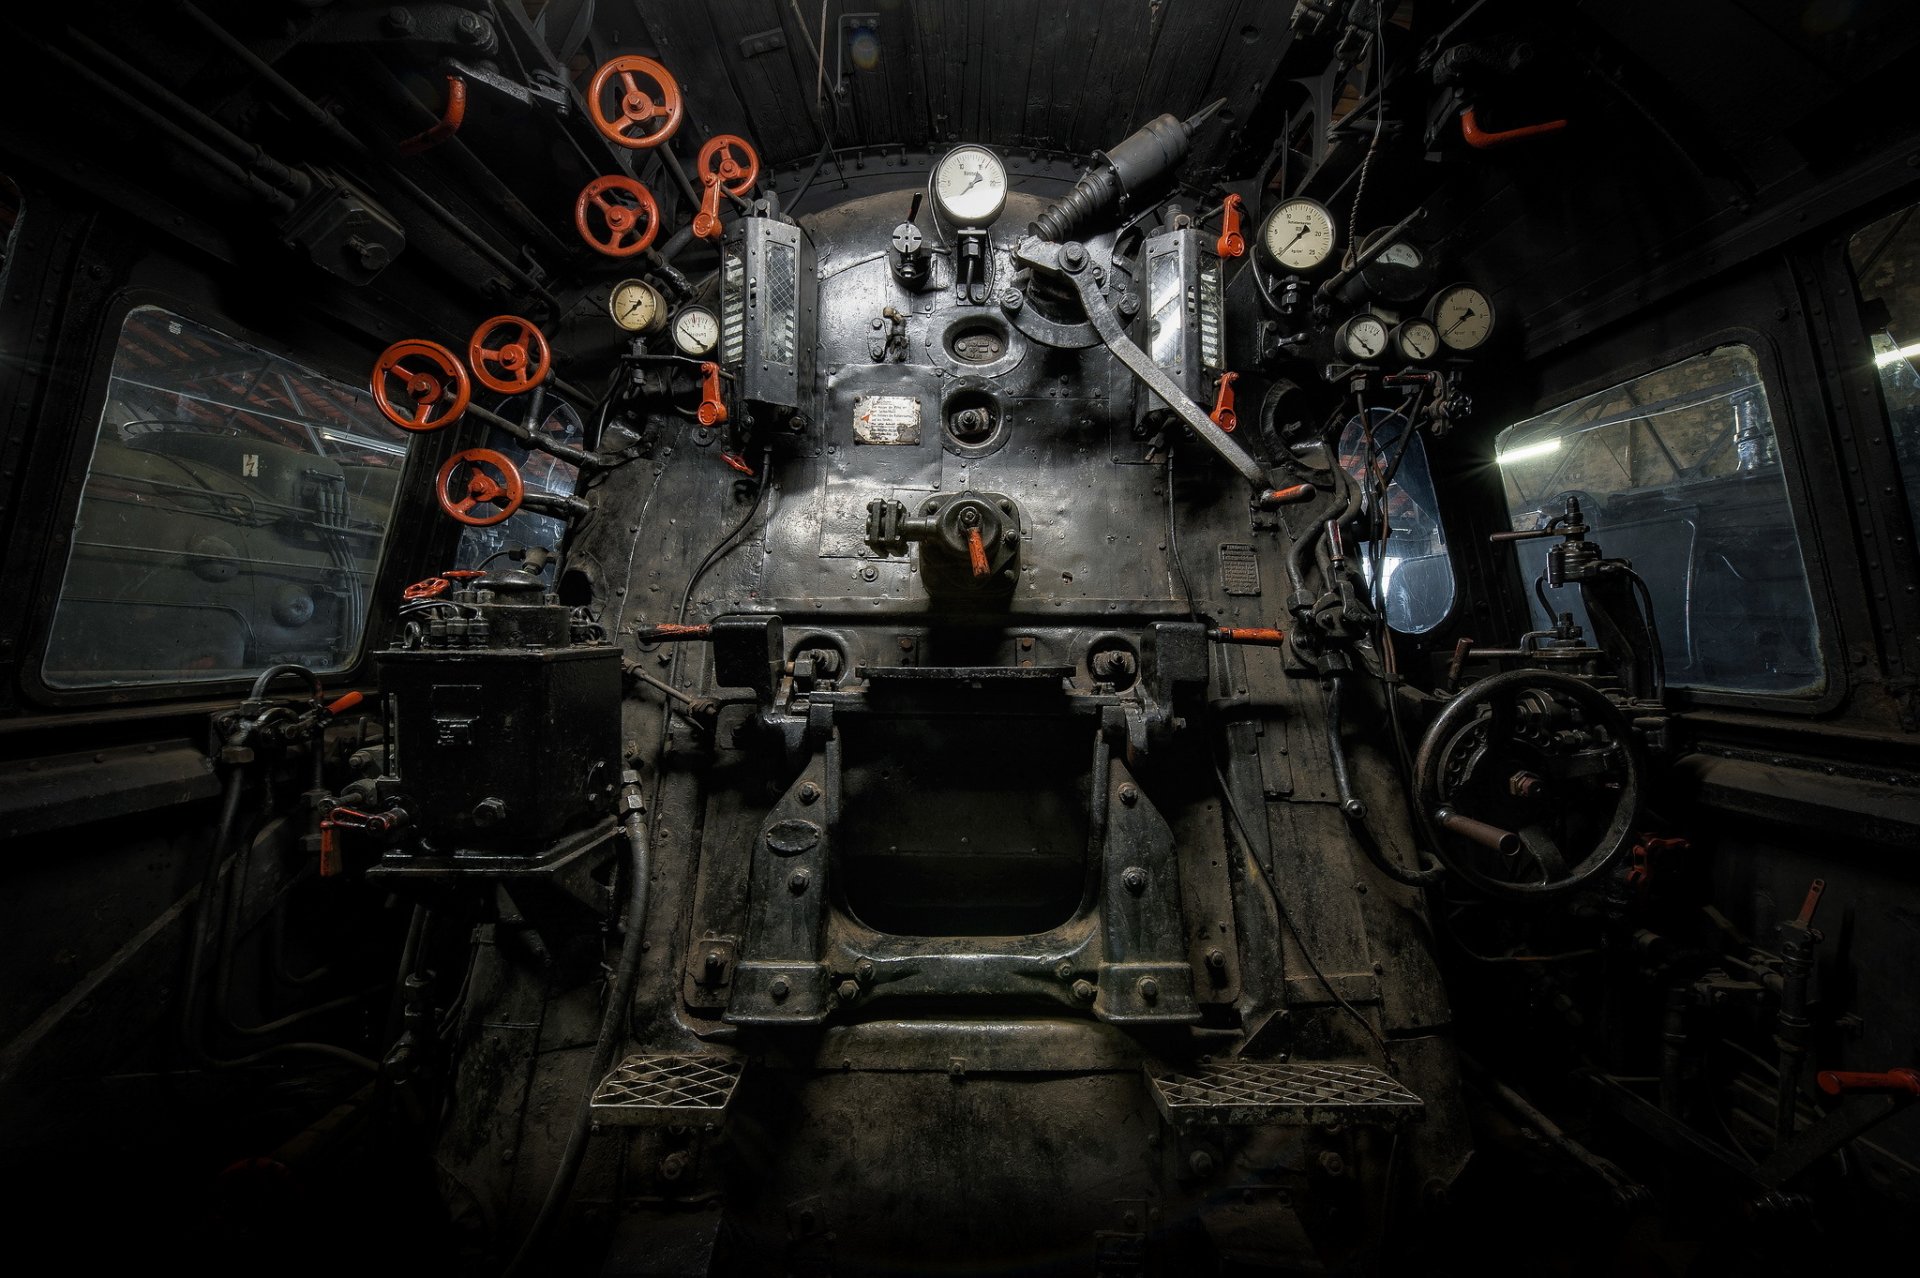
[
  {"x1": 586, "y1": 56, "x2": 683, "y2": 149},
  {"x1": 403, "y1": 577, "x2": 452, "y2": 600},
  {"x1": 436, "y1": 448, "x2": 525, "y2": 527},
  {"x1": 468, "y1": 315, "x2": 552, "y2": 394},
  {"x1": 574, "y1": 175, "x2": 661, "y2": 257},
  {"x1": 372, "y1": 339, "x2": 471, "y2": 432},
  {"x1": 697, "y1": 134, "x2": 760, "y2": 195}
]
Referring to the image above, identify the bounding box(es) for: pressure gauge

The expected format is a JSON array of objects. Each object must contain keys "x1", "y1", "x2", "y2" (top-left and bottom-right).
[
  {"x1": 1427, "y1": 282, "x2": 1496, "y2": 352},
  {"x1": 932, "y1": 145, "x2": 1008, "y2": 226},
  {"x1": 1391, "y1": 317, "x2": 1440, "y2": 363},
  {"x1": 670, "y1": 305, "x2": 719, "y2": 357},
  {"x1": 608, "y1": 278, "x2": 667, "y2": 334},
  {"x1": 1335, "y1": 313, "x2": 1390, "y2": 362},
  {"x1": 1261, "y1": 197, "x2": 1337, "y2": 272},
  {"x1": 1356, "y1": 228, "x2": 1424, "y2": 268}
]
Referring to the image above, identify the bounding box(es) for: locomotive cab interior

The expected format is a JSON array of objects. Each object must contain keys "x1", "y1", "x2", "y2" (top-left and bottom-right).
[{"x1": 2, "y1": 2, "x2": 1919, "y2": 1273}]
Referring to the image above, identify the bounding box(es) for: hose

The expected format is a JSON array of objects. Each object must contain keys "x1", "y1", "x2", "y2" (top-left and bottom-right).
[
  {"x1": 1326, "y1": 673, "x2": 1448, "y2": 888},
  {"x1": 504, "y1": 806, "x2": 653, "y2": 1276}
]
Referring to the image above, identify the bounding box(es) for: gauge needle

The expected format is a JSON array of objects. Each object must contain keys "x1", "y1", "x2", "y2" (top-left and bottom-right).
[
  {"x1": 1442, "y1": 308, "x2": 1476, "y2": 337},
  {"x1": 622, "y1": 297, "x2": 645, "y2": 317}
]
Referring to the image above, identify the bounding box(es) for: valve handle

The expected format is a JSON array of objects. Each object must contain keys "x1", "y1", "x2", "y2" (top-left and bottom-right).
[
  {"x1": 1258, "y1": 484, "x2": 1315, "y2": 506},
  {"x1": 435, "y1": 448, "x2": 525, "y2": 527},
  {"x1": 574, "y1": 175, "x2": 661, "y2": 257},
  {"x1": 697, "y1": 361, "x2": 729, "y2": 426},
  {"x1": 967, "y1": 526, "x2": 990, "y2": 578},
  {"x1": 696, "y1": 134, "x2": 761, "y2": 195},
  {"x1": 1817, "y1": 1068, "x2": 1920, "y2": 1097},
  {"x1": 1210, "y1": 371, "x2": 1239, "y2": 433},
  {"x1": 1216, "y1": 193, "x2": 1246, "y2": 259},
  {"x1": 371, "y1": 339, "x2": 470, "y2": 431},
  {"x1": 403, "y1": 577, "x2": 452, "y2": 600},
  {"x1": 586, "y1": 56, "x2": 684, "y2": 149},
  {"x1": 468, "y1": 314, "x2": 552, "y2": 394}
]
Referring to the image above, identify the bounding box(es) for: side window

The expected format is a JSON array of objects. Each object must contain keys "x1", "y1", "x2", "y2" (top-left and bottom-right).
[
  {"x1": 41, "y1": 306, "x2": 412, "y2": 689},
  {"x1": 1847, "y1": 204, "x2": 1920, "y2": 546},
  {"x1": 1339, "y1": 407, "x2": 1455, "y2": 633},
  {"x1": 451, "y1": 396, "x2": 582, "y2": 572},
  {"x1": 1495, "y1": 345, "x2": 1824, "y2": 695}
]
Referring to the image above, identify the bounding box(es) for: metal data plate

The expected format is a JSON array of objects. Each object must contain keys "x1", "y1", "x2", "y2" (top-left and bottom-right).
[
  {"x1": 1144, "y1": 1058, "x2": 1423, "y2": 1128},
  {"x1": 590, "y1": 1053, "x2": 744, "y2": 1127}
]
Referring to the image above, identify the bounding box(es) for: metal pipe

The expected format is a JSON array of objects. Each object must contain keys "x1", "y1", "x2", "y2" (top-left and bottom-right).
[
  {"x1": 1317, "y1": 205, "x2": 1427, "y2": 300},
  {"x1": 466, "y1": 403, "x2": 605, "y2": 470},
  {"x1": 1435, "y1": 807, "x2": 1521, "y2": 856}
]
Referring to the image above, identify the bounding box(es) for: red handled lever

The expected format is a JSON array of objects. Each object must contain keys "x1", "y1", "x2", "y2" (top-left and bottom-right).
[
  {"x1": 1208, "y1": 627, "x2": 1287, "y2": 646},
  {"x1": 967, "y1": 527, "x2": 990, "y2": 578},
  {"x1": 396, "y1": 75, "x2": 467, "y2": 156},
  {"x1": 1817, "y1": 1068, "x2": 1920, "y2": 1097},
  {"x1": 1210, "y1": 372, "x2": 1239, "y2": 433},
  {"x1": 698, "y1": 361, "x2": 728, "y2": 426},
  {"x1": 1460, "y1": 106, "x2": 1567, "y2": 150},
  {"x1": 634, "y1": 623, "x2": 714, "y2": 643},
  {"x1": 324, "y1": 691, "x2": 366, "y2": 716},
  {"x1": 1216, "y1": 193, "x2": 1245, "y2": 259},
  {"x1": 1258, "y1": 484, "x2": 1314, "y2": 506}
]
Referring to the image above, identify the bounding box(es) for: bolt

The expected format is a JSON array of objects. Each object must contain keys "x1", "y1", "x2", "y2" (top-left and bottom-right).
[
  {"x1": 1072, "y1": 979, "x2": 1097, "y2": 1002},
  {"x1": 1056, "y1": 960, "x2": 1074, "y2": 981},
  {"x1": 660, "y1": 1150, "x2": 689, "y2": 1181},
  {"x1": 860, "y1": 565, "x2": 878, "y2": 582},
  {"x1": 769, "y1": 977, "x2": 791, "y2": 1000},
  {"x1": 1319, "y1": 1150, "x2": 1346, "y2": 1177},
  {"x1": 798, "y1": 781, "x2": 821, "y2": 804},
  {"x1": 788, "y1": 868, "x2": 811, "y2": 894},
  {"x1": 1138, "y1": 976, "x2": 1159, "y2": 1003},
  {"x1": 1060, "y1": 242, "x2": 1087, "y2": 271},
  {"x1": 1340, "y1": 797, "x2": 1366, "y2": 819},
  {"x1": 855, "y1": 958, "x2": 875, "y2": 984},
  {"x1": 383, "y1": 6, "x2": 415, "y2": 35},
  {"x1": 1206, "y1": 948, "x2": 1227, "y2": 971},
  {"x1": 1122, "y1": 866, "x2": 1147, "y2": 893},
  {"x1": 1189, "y1": 1150, "x2": 1215, "y2": 1177},
  {"x1": 837, "y1": 979, "x2": 859, "y2": 1002},
  {"x1": 1119, "y1": 783, "x2": 1139, "y2": 806},
  {"x1": 471, "y1": 796, "x2": 508, "y2": 826}
]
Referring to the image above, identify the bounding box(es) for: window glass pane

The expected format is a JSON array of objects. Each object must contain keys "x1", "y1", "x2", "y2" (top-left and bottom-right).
[
  {"x1": 1847, "y1": 204, "x2": 1920, "y2": 548},
  {"x1": 42, "y1": 306, "x2": 411, "y2": 688},
  {"x1": 1495, "y1": 345, "x2": 1823, "y2": 695},
  {"x1": 452, "y1": 396, "x2": 582, "y2": 572},
  {"x1": 1338, "y1": 406, "x2": 1455, "y2": 634}
]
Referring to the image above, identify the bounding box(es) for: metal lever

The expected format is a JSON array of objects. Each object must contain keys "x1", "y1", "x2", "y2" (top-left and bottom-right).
[{"x1": 1817, "y1": 1068, "x2": 1920, "y2": 1097}]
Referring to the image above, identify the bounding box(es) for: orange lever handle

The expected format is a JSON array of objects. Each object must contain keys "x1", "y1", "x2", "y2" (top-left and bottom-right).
[
  {"x1": 697, "y1": 361, "x2": 728, "y2": 426},
  {"x1": 325, "y1": 691, "x2": 366, "y2": 716},
  {"x1": 1818, "y1": 1068, "x2": 1920, "y2": 1097},
  {"x1": 967, "y1": 527, "x2": 990, "y2": 577},
  {"x1": 1210, "y1": 371, "x2": 1238, "y2": 433},
  {"x1": 1259, "y1": 484, "x2": 1315, "y2": 506},
  {"x1": 1460, "y1": 106, "x2": 1567, "y2": 149},
  {"x1": 1216, "y1": 193, "x2": 1245, "y2": 259}
]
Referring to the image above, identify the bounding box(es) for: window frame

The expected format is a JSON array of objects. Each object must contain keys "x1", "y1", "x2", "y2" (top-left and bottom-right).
[
  {"x1": 18, "y1": 288, "x2": 422, "y2": 707},
  {"x1": 1500, "y1": 322, "x2": 1849, "y2": 716}
]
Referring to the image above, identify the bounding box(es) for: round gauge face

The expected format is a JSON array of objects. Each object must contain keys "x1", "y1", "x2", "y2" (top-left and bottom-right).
[
  {"x1": 671, "y1": 306, "x2": 720, "y2": 357},
  {"x1": 1262, "y1": 198, "x2": 1337, "y2": 272},
  {"x1": 1392, "y1": 318, "x2": 1440, "y2": 362},
  {"x1": 933, "y1": 145, "x2": 1008, "y2": 226},
  {"x1": 609, "y1": 279, "x2": 666, "y2": 334},
  {"x1": 1357, "y1": 228, "x2": 1424, "y2": 268},
  {"x1": 1338, "y1": 314, "x2": 1390, "y2": 361},
  {"x1": 1428, "y1": 282, "x2": 1495, "y2": 351}
]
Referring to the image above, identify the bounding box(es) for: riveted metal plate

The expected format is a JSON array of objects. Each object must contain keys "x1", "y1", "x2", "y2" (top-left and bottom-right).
[
  {"x1": 590, "y1": 1054, "x2": 744, "y2": 1127},
  {"x1": 1219, "y1": 543, "x2": 1260, "y2": 596},
  {"x1": 1144, "y1": 1059, "x2": 1423, "y2": 1127}
]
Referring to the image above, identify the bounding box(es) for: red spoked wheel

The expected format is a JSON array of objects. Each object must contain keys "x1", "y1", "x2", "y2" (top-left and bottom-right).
[
  {"x1": 436, "y1": 448, "x2": 525, "y2": 527},
  {"x1": 468, "y1": 315, "x2": 552, "y2": 394},
  {"x1": 371, "y1": 339, "x2": 470, "y2": 432},
  {"x1": 574, "y1": 175, "x2": 661, "y2": 257},
  {"x1": 697, "y1": 134, "x2": 760, "y2": 195},
  {"x1": 587, "y1": 56, "x2": 683, "y2": 149}
]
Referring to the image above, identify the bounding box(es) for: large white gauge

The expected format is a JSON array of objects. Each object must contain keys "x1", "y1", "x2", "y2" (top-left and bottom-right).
[
  {"x1": 1335, "y1": 313, "x2": 1390, "y2": 362},
  {"x1": 608, "y1": 278, "x2": 667, "y2": 334},
  {"x1": 1391, "y1": 317, "x2": 1440, "y2": 362},
  {"x1": 1261, "y1": 197, "x2": 1337, "y2": 272},
  {"x1": 932, "y1": 145, "x2": 1008, "y2": 226},
  {"x1": 671, "y1": 305, "x2": 720, "y2": 357},
  {"x1": 1427, "y1": 282, "x2": 1496, "y2": 351}
]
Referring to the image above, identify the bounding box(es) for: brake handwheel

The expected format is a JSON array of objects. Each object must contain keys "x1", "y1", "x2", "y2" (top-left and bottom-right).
[
  {"x1": 697, "y1": 134, "x2": 761, "y2": 195},
  {"x1": 574, "y1": 175, "x2": 661, "y2": 257},
  {"x1": 1412, "y1": 668, "x2": 1642, "y2": 899},
  {"x1": 468, "y1": 315, "x2": 552, "y2": 394},
  {"x1": 371, "y1": 339, "x2": 470, "y2": 432},
  {"x1": 436, "y1": 448, "x2": 525, "y2": 527},
  {"x1": 586, "y1": 55, "x2": 683, "y2": 149}
]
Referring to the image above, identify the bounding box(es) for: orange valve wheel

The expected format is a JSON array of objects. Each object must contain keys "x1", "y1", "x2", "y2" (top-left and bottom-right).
[
  {"x1": 574, "y1": 175, "x2": 661, "y2": 257},
  {"x1": 436, "y1": 448, "x2": 525, "y2": 527},
  {"x1": 371, "y1": 339, "x2": 470, "y2": 431},
  {"x1": 696, "y1": 134, "x2": 760, "y2": 195},
  {"x1": 468, "y1": 314, "x2": 552, "y2": 394},
  {"x1": 587, "y1": 56, "x2": 683, "y2": 149}
]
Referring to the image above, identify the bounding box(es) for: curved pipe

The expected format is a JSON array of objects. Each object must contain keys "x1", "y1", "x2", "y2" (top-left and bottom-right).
[{"x1": 1327, "y1": 674, "x2": 1448, "y2": 888}]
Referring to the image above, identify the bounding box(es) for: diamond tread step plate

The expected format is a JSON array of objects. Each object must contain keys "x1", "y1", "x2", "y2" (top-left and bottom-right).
[
  {"x1": 1145, "y1": 1059, "x2": 1423, "y2": 1128},
  {"x1": 590, "y1": 1054, "x2": 744, "y2": 1127}
]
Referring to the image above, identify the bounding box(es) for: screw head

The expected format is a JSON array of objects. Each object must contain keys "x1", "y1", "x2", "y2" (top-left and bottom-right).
[
  {"x1": 854, "y1": 958, "x2": 875, "y2": 984},
  {"x1": 1206, "y1": 948, "x2": 1227, "y2": 970},
  {"x1": 837, "y1": 979, "x2": 859, "y2": 1002},
  {"x1": 1119, "y1": 783, "x2": 1139, "y2": 806},
  {"x1": 1060, "y1": 242, "x2": 1087, "y2": 271},
  {"x1": 1122, "y1": 866, "x2": 1148, "y2": 894},
  {"x1": 1072, "y1": 978, "x2": 1097, "y2": 1002},
  {"x1": 769, "y1": 977, "x2": 791, "y2": 1000},
  {"x1": 1137, "y1": 976, "x2": 1159, "y2": 1002},
  {"x1": 798, "y1": 781, "x2": 821, "y2": 804},
  {"x1": 788, "y1": 868, "x2": 812, "y2": 894}
]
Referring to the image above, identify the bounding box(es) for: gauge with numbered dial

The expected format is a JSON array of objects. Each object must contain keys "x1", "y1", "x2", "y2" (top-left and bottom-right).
[
  {"x1": 608, "y1": 278, "x2": 667, "y2": 334},
  {"x1": 671, "y1": 306, "x2": 720, "y2": 357},
  {"x1": 1261, "y1": 197, "x2": 1337, "y2": 272},
  {"x1": 1427, "y1": 282, "x2": 1495, "y2": 352},
  {"x1": 932, "y1": 145, "x2": 1008, "y2": 226},
  {"x1": 1335, "y1": 313, "x2": 1390, "y2": 362},
  {"x1": 1391, "y1": 317, "x2": 1440, "y2": 363},
  {"x1": 1356, "y1": 228, "x2": 1424, "y2": 268}
]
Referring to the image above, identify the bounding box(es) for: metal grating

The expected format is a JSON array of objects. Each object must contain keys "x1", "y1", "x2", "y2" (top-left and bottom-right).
[
  {"x1": 1219, "y1": 543, "x2": 1261, "y2": 596},
  {"x1": 589, "y1": 1053, "x2": 744, "y2": 1127},
  {"x1": 762, "y1": 240, "x2": 797, "y2": 364},
  {"x1": 1145, "y1": 1058, "x2": 1423, "y2": 1128},
  {"x1": 720, "y1": 252, "x2": 746, "y2": 366}
]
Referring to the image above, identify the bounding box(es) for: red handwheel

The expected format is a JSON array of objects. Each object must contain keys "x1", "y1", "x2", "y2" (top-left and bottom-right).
[
  {"x1": 468, "y1": 315, "x2": 552, "y2": 394},
  {"x1": 371, "y1": 339, "x2": 470, "y2": 431},
  {"x1": 436, "y1": 448, "x2": 525, "y2": 527},
  {"x1": 586, "y1": 56, "x2": 683, "y2": 150},
  {"x1": 574, "y1": 175, "x2": 661, "y2": 257},
  {"x1": 696, "y1": 134, "x2": 760, "y2": 195}
]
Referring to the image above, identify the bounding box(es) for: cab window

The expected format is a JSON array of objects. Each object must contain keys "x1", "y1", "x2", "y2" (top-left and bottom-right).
[
  {"x1": 1495, "y1": 345, "x2": 1824, "y2": 695},
  {"x1": 1339, "y1": 407, "x2": 1455, "y2": 634},
  {"x1": 41, "y1": 305, "x2": 411, "y2": 688}
]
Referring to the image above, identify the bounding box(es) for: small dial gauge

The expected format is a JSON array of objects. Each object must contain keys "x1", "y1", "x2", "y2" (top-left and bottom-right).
[
  {"x1": 1391, "y1": 317, "x2": 1440, "y2": 363},
  {"x1": 1427, "y1": 282, "x2": 1496, "y2": 351},
  {"x1": 1357, "y1": 228, "x2": 1424, "y2": 268},
  {"x1": 1336, "y1": 313, "x2": 1390, "y2": 362},
  {"x1": 1262, "y1": 197, "x2": 1337, "y2": 272},
  {"x1": 608, "y1": 278, "x2": 667, "y2": 334},
  {"x1": 932, "y1": 145, "x2": 1008, "y2": 226},
  {"x1": 671, "y1": 306, "x2": 720, "y2": 357}
]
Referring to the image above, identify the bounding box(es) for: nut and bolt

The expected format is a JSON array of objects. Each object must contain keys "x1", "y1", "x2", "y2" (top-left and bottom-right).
[
  {"x1": 1189, "y1": 1150, "x2": 1215, "y2": 1177},
  {"x1": 798, "y1": 781, "x2": 821, "y2": 804},
  {"x1": 1319, "y1": 1150, "x2": 1347, "y2": 1178},
  {"x1": 1137, "y1": 977, "x2": 1160, "y2": 1003},
  {"x1": 1119, "y1": 783, "x2": 1139, "y2": 806},
  {"x1": 1072, "y1": 979, "x2": 1097, "y2": 1002},
  {"x1": 854, "y1": 958, "x2": 875, "y2": 984},
  {"x1": 1121, "y1": 866, "x2": 1148, "y2": 894},
  {"x1": 769, "y1": 977, "x2": 791, "y2": 1001},
  {"x1": 1060, "y1": 242, "x2": 1087, "y2": 271},
  {"x1": 1205, "y1": 948, "x2": 1227, "y2": 971},
  {"x1": 1056, "y1": 960, "x2": 1074, "y2": 981},
  {"x1": 788, "y1": 868, "x2": 812, "y2": 894},
  {"x1": 837, "y1": 979, "x2": 860, "y2": 1002}
]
